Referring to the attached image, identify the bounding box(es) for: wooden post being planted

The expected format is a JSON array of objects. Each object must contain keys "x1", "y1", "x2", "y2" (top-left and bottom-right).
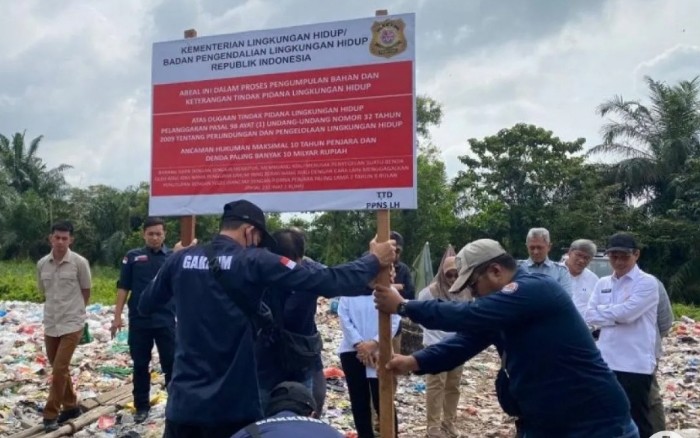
[
  {"x1": 180, "y1": 28, "x2": 198, "y2": 246},
  {"x1": 374, "y1": 9, "x2": 396, "y2": 438}
]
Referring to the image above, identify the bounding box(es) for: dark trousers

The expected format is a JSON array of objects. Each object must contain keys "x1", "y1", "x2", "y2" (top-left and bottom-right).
[
  {"x1": 163, "y1": 419, "x2": 250, "y2": 438},
  {"x1": 340, "y1": 352, "x2": 398, "y2": 438},
  {"x1": 312, "y1": 367, "x2": 327, "y2": 415},
  {"x1": 129, "y1": 325, "x2": 175, "y2": 411},
  {"x1": 648, "y1": 373, "x2": 666, "y2": 433},
  {"x1": 614, "y1": 371, "x2": 654, "y2": 438}
]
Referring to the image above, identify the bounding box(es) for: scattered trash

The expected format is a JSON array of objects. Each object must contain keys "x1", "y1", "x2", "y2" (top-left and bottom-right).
[
  {"x1": 0, "y1": 299, "x2": 697, "y2": 437},
  {"x1": 324, "y1": 367, "x2": 345, "y2": 379},
  {"x1": 98, "y1": 414, "x2": 117, "y2": 430},
  {"x1": 413, "y1": 381, "x2": 426, "y2": 394}
]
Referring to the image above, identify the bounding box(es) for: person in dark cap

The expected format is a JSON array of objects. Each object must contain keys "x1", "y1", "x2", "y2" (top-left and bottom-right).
[
  {"x1": 231, "y1": 382, "x2": 343, "y2": 438},
  {"x1": 585, "y1": 232, "x2": 660, "y2": 438},
  {"x1": 256, "y1": 227, "x2": 328, "y2": 411},
  {"x1": 389, "y1": 231, "x2": 415, "y2": 300},
  {"x1": 139, "y1": 199, "x2": 396, "y2": 438},
  {"x1": 374, "y1": 239, "x2": 639, "y2": 438}
]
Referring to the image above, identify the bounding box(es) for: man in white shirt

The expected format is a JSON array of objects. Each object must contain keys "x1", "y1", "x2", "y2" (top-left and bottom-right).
[
  {"x1": 564, "y1": 239, "x2": 600, "y2": 317},
  {"x1": 585, "y1": 232, "x2": 659, "y2": 438}
]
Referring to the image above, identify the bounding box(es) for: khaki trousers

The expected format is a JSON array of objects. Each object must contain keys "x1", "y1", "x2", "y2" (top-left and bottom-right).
[
  {"x1": 44, "y1": 329, "x2": 82, "y2": 419},
  {"x1": 426, "y1": 365, "x2": 463, "y2": 431}
]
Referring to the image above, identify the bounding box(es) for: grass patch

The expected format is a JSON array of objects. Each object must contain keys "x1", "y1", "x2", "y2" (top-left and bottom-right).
[
  {"x1": 672, "y1": 303, "x2": 700, "y2": 321},
  {"x1": 3, "y1": 260, "x2": 700, "y2": 320},
  {"x1": 0, "y1": 260, "x2": 119, "y2": 305}
]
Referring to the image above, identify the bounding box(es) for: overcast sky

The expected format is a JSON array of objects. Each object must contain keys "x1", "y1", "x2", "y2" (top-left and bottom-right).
[{"x1": 1, "y1": 0, "x2": 698, "y2": 190}]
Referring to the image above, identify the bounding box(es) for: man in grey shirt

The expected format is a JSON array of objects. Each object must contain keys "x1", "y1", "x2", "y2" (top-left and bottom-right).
[
  {"x1": 650, "y1": 278, "x2": 673, "y2": 433},
  {"x1": 521, "y1": 228, "x2": 572, "y2": 295}
]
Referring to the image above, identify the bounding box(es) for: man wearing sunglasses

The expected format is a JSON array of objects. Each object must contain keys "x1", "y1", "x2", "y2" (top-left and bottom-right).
[
  {"x1": 139, "y1": 199, "x2": 397, "y2": 438},
  {"x1": 374, "y1": 239, "x2": 638, "y2": 438}
]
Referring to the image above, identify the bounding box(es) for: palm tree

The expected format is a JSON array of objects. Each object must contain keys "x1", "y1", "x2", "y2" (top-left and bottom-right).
[
  {"x1": 588, "y1": 76, "x2": 700, "y2": 213},
  {"x1": 0, "y1": 131, "x2": 72, "y2": 197}
]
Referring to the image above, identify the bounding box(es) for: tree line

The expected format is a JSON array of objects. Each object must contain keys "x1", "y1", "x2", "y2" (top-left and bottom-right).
[{"x1": 1, "y1": 77, "x2": 698, "y2": 303}]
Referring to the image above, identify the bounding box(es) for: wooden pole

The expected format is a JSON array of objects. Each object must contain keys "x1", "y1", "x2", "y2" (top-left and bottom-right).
[
  {"x1": 374, "y1": 10, "x2": 395, "y2": 438},
  {"x1": 179, "y1": 28, "x2": 198, "y2": 246}
]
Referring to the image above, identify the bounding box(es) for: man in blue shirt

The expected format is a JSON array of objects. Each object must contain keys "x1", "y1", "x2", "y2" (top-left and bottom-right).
[
  {"x1": 112, "y1": 217, "x2": 174, "y2": 424},
  {"x1": 139, "y1": 199, "x2": 396, "y2": 438},
  {"x1": 374, "y1": 239, "x2": 638, "y2": 438},
  {"x1": 231, "y1": 382, "x2": 343, "y2": 438},
  {"x1": 521, "y1": 227, "x2": 572, "y2": 295}
]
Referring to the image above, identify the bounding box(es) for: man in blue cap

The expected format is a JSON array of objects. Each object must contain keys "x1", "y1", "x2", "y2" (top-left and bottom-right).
[{"x1": 139, "y1": 199, "x2": 396, "y2": 438}]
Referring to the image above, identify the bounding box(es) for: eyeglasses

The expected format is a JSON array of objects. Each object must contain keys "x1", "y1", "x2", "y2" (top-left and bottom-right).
[
  {"x1": 570, "y1": 251, "x2": 592, "y2": 262},
  {"x1": 466, "y1": 272, "x2": 482, "y2": 289}
]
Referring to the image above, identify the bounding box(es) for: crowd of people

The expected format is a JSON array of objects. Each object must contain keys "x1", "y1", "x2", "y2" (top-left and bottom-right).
[{"x1": 34, "y1": 198, "x2": 673, "y2": 438}]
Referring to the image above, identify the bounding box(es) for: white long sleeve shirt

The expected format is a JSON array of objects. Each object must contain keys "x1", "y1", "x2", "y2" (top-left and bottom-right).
[
  {"x1": 337, "y1": 294, "x2": 400, "y2": 378},
  {"x1": 585, "y1": 265, "x2": 659, "y2": 374},
  {"x1": 571, "y1": 268, "x2": 599, "y2": 317}
]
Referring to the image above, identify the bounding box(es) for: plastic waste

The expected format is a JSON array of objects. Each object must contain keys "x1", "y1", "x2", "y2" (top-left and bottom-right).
[{"x1": 413, "y1": 381, "x2": 426, "y2": 393}]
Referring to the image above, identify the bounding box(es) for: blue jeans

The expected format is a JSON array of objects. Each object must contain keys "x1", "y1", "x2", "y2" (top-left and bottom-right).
[{"x1": 523, "y1": 417, "x2": 638, "y2": 438}]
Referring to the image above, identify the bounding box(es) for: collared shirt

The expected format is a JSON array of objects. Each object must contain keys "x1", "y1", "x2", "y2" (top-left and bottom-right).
[
  {"x1": 585, "y1": 265, "x2": 659, "y2": 374},
  {"x1": 570, "y1": 268, "x2": 599, "y2": 317},
  {"x1": 37, "y1": 249, "x2": 92, "y2": 337},
  {"x1": 654, "y1": 278, "x2": 674, "y2": 359},
  {"x1": 521, "y1": 258, "x2": 572, "y2": 296},
  {"x1": 337, "y1": 294, "x2": 400, "y2": 378},
  {"x1": 117, "y1": 245, "x2": 173, "y2": 328}
]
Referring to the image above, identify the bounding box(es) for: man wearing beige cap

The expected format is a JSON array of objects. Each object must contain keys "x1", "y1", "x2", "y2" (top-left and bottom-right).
[{"x1": 374, "y1": 239, "x2": 639, "y2": 438}]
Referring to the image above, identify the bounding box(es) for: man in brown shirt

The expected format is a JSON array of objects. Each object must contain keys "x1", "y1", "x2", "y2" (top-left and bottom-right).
[{"x1": 36, "y1": 221, "x2": 92, "y2": 432}]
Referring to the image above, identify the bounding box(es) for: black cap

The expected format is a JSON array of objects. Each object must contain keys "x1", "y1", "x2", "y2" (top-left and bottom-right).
[
  {"x1": 390, "y1": 230, "x2": 404, "y2": 249},
  {"x1": 605, "y1": 232, "x2": 638, "y2": 254},
  {"x1": 221, "y1": 200, "x2": 275, "y2": 248},
  {"x1": 265, "y1": 381, "x2": 317, "y2": 417}
]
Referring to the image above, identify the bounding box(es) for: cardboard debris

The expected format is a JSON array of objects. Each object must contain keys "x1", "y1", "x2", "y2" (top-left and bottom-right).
[{"x1": 0, "y1": 299, "x2": 697, "y2": 437}]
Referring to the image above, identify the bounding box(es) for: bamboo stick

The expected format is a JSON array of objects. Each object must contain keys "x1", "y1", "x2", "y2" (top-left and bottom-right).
[{"x1": 9, "y1": 388, "x2": 134, "y2": 438}]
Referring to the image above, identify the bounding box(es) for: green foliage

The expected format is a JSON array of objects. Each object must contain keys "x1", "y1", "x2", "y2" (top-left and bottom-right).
[
  {"x1": 2, "y1": 81, "x2": 700, "y2": 304},
  {"x1": 392, "y1": 144, "x2": 458, "y2": 266},
  {"x1": 672, "y1": 303, "x2": 700, "y2": 321},
  {"x1": 589, "y1": 76, "x2": 700, "y2": 212},
  {"x1": 0, "y1": 261, "x2": 118, "y2": 305},
  {"x1": 453, "y1": 123, "x2": 586, "y2": 257}
]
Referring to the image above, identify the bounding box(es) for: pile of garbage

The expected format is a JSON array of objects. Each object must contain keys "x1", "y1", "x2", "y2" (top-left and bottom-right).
[{"x1": 0, "y1": 299, "x2": 698, "y2": 437}]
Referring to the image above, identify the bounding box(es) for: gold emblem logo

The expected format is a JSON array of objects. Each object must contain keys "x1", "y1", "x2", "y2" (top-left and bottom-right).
[{"x1": 369, "y1": 18, "x2": 407, "y2": 58}]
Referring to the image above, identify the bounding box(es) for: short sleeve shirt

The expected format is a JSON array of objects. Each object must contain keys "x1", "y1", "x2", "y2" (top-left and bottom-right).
[{"x1": 37, "y1": 250, "x2": 92, "y2": 337}]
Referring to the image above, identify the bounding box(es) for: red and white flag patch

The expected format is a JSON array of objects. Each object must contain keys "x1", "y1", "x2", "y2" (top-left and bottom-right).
[
  {"x1": 501, "y1": 282, "x2": 519, "y2": 294},
  {"x1": 122, "y1": 256, "x2": 128, "y2": 264},
  {"x1": 135, "y1": 255, "x2": 148, "y2": 262},
  {"x1": 280, "y1": 257, "x2": 297, "y2": 270}
]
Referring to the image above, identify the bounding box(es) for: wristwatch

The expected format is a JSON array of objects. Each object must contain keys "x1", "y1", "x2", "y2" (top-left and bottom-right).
[{"x1": 396, "y1": 301, "x2": 408, "y2": 317}]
